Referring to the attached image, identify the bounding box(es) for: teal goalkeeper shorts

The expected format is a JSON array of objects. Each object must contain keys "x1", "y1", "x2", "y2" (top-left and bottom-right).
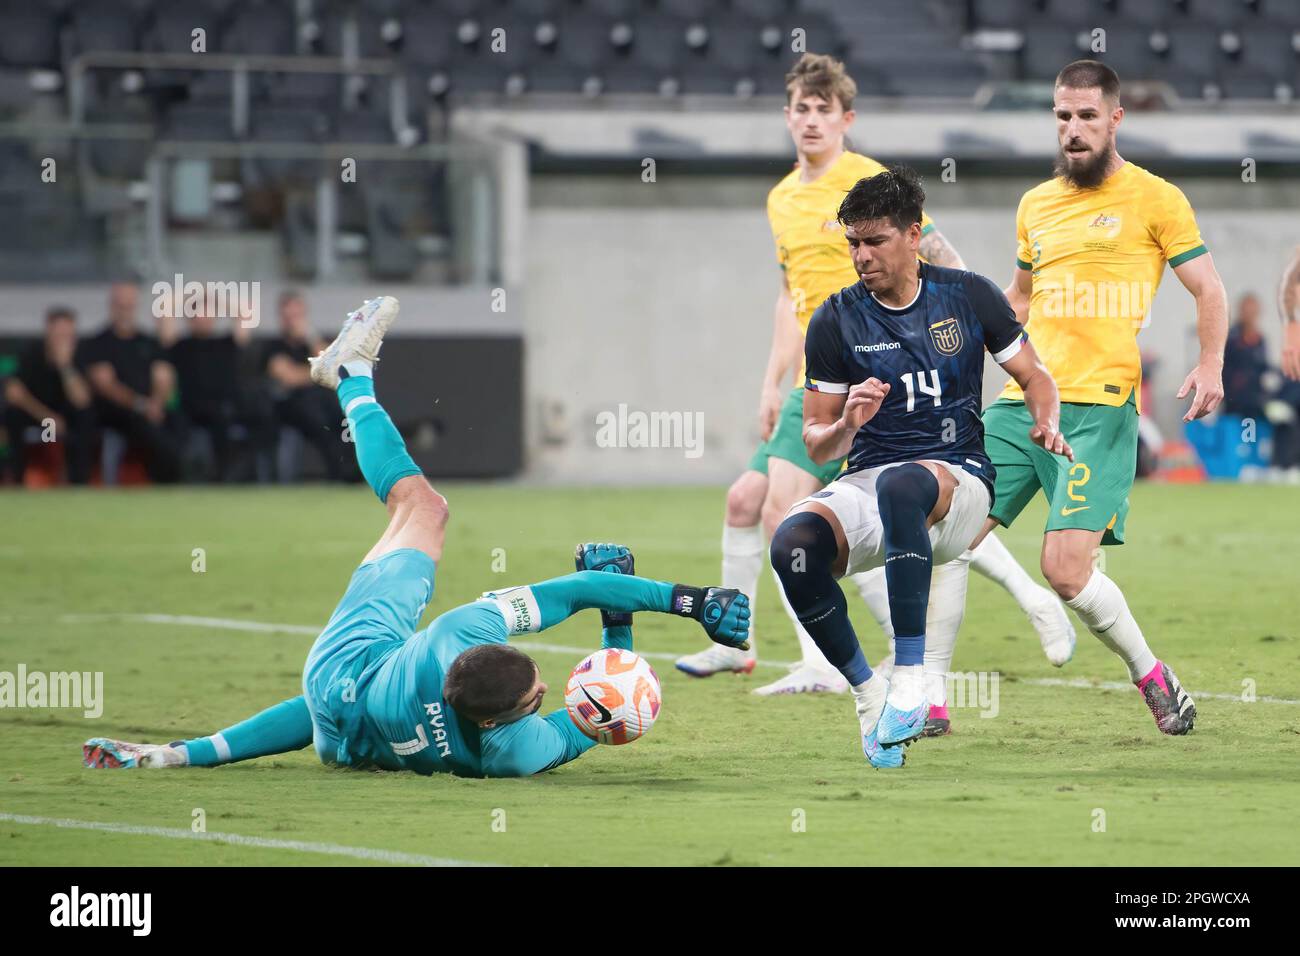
[{"x1": 302, "y1": 548, "x2": 436, "y2": 762}]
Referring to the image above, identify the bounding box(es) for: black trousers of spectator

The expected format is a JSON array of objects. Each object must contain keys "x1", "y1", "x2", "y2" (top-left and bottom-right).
[
  {"x1": 275, "y1": 386, "x2": 358, "y2": 481},
  {"x1": 95, "y1": 403, "x2": 184, "y2": 484},
  {"x1": 1273, "y1": 423, "x2": 1299, "y2": 470},
  {"x1": 182, "y1": 397, "x2": 278, "y2": 482},
  {"x1": 1272, "y1": 381, "x2": 1300, "y2": 470},
  {"x1": 3, "y1": 406, "x2": 96, "y2": 484}
]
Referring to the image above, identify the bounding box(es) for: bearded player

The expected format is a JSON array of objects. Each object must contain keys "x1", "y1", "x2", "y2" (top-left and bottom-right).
[
  {"x1": 967, "y1": 60, "x2": 1229, "y2": 735},
  {"x1": 676, "y1": 53, "x2": 1075, "y2": 720},
  {"x1": 83, "y1": 298, "x2": 750, "y2": 777}
]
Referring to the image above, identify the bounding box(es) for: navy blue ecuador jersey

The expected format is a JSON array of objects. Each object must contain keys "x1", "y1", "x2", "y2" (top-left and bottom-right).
[{"x1": 803, "y1": 262, "x2": 1027, "y2": 492}]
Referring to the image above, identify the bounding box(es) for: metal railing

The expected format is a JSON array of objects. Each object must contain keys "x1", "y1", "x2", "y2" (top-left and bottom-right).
[
  {"x1": 0, "y1": 49, "x2": 522, "y2": 285},
  {"x1": 66, "y1": 49, "x2": 406, "y2": 131}
]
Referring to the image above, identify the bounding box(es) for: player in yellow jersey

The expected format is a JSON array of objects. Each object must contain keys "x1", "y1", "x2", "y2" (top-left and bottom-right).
[
  {"x1": 676, "y1": 54, "x2": 1076, "y2": 713},
  {"x1": 971, "y1": 60, "x2": 1229, "y2": 735}
]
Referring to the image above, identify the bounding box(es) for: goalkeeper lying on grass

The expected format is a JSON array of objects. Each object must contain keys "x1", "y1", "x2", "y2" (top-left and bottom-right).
[{"x1": 84, "y1": 297, "x2": 749, "y2": 778}]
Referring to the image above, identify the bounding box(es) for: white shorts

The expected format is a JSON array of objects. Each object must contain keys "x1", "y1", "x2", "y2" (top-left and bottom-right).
[{"x1": 794, "y1": 461, "x2": 992, "y2": 576}]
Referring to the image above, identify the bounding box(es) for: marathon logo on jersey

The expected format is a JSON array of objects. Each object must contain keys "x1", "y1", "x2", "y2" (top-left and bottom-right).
[
  {"x1": 424, "y1": 702, "x2": 453, "y2": 759},
  {"x1": 853, "y1": 341, "x2": 902, "y2": 353},
  {"x1": 49, "y1": 886, "x2": 151, "y2": 936},
  {"x1": 928, "y1": 316, "x2": 964, "y2": 356},
  {"x1": 484, "y1": 586, "x2": 542, "y2": 635}
]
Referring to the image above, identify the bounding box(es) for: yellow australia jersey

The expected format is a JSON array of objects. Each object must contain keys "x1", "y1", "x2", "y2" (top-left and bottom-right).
[
  {"x1": 1004, "y1": 161, "x2": 1207, "y2": 407},
  {"x1": 768, "y1": 150, "x2": 936, "y2": 379}
]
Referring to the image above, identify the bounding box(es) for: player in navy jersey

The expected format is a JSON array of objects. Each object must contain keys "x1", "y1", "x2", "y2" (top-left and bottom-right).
[{"x1": 769, "y1": 166, "x2": 1073, "y2": 768}]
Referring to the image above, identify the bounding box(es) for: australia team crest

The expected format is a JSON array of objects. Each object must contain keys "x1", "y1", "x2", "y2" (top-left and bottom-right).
[{"x1": 928, "y1": 316, "x2": 963, "y2": 356}]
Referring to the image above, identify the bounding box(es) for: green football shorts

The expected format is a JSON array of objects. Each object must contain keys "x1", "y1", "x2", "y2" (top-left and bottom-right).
[
  {"x1": 747, "y1": 387, "x2": 845, "y2": 485},
  {"x1": 982, "y1": 393, "x2": 1138, "y2": 546}
]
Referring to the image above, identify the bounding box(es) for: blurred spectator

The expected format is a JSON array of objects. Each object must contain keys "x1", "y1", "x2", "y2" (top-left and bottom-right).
[
  {"x1": 1280, "y1": 245, "x2": 1299, "y2": 381},
  {"x1": 3, "y1": 307, "x2": 95, "y2": 484},
  {"x1": 1268, "y1": 378, "x2": 1300, "y2": 475},
  {"x1": 77, "y1": 281, "x2": 183, "y2": 483},
  {"x1": 1222, "y1": 291, "x2": 1300, "y2": 477},
  {"x1": 1222, "y1": 293, "x2": 1269, "y2": 419},
  {"x1": 169, "y1": 300, "x2": 275, "y2": 482},
  {"x1": 264, "y1": 290, "x2": 356, "y2": 481}
]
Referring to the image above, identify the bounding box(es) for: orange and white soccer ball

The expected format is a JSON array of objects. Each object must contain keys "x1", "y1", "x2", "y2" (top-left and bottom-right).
[{"x1": 564, "y1": 648, "x2": 662, "y2": 745}]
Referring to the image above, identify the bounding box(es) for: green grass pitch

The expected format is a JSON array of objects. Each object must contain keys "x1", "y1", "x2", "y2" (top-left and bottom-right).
[{"x1": 1, "y1": 482, "x2": 1298, "y2": 866}]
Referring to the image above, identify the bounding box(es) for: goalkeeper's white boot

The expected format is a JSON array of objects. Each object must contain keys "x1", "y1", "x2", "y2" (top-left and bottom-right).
[
  {"x1": 309, "y1": 295, "x2": 399, "y2": 389},
  {"x1": 752, "y1": 662, "x2": 848, "y2": 696},
  {"x1": 675, "y1": 644, "x2": 756, "y2": 677},
  {"x1": 83, "y1": 738, "x2": 188, "y2": 769}
]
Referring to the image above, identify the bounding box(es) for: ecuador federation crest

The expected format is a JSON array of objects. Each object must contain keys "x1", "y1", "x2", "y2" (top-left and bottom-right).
[{"x1": 928, "y1": 316, "x2": 963, "y2": 356}]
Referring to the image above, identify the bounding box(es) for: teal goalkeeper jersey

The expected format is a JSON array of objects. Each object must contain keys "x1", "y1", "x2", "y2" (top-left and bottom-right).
[{"x1": 334, "y1": 600, "x2": 597, "y2": 778}]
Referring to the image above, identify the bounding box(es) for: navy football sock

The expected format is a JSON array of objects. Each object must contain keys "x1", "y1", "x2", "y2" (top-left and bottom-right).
[
  {"x1": 770, "y1": 511, "x2": 872, "y2": 685},
  {"x1": 876, "y1": 464, "x2": 940, "y2": 666}
]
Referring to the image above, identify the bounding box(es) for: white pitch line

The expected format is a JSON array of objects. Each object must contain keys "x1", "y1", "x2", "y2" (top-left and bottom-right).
[
  {"x1": 0, "y1": 812, "x2": 495, "y2": 867},
  {"x1": 55, "y1": 612, "x2": 1300, "y2": 705},
  {"x1": 60, "y1": 612, "x2": 319, "y2": 636},
  {"x1": 1009, "y1": 675, "x2": 1298, "y2": 706}
]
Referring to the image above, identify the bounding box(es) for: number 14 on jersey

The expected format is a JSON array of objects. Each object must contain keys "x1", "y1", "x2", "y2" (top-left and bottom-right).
[{"x1": 900, "y1": 369, "x2": 942, "y2": 412}]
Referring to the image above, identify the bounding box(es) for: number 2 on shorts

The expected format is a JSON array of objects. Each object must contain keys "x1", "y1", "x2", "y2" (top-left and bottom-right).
[{"x1": 1067, "y1": 462, "x2": 1091, "y2": 502}]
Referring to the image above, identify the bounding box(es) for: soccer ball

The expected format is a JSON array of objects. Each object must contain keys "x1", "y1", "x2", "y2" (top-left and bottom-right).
[{"x1": 564, "y1": 648, "x2": 662, "y2": 745}]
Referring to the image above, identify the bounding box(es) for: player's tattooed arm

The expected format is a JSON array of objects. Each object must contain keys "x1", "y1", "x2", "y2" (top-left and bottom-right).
[
  {"x1": 918, "y1": 229, "x2": 966, "y2": 269},
  {"x1": 1279, "y1": 246, "x2": 1300, "y2": 380},
  {"x1": 1172, "y1": 252, "x2": 1229, "y2": 421}
]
